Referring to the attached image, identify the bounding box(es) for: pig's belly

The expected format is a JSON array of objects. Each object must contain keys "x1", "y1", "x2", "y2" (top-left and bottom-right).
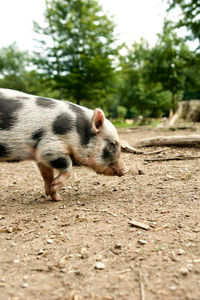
[{"x1": 0, "y1": 133, "x2": 32, "y2": 162}]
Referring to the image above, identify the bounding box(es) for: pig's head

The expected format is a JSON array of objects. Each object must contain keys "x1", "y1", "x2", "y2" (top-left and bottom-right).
[{"x1": 73, "y1": 108, "x2": 127, "y2": 177}]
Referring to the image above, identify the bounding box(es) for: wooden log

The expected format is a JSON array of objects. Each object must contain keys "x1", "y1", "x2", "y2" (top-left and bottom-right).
[{"x1": 134, "y1": 134, "x2": 200, "y2": 148}]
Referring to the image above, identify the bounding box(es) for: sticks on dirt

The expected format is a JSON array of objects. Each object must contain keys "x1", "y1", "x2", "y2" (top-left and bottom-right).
[
  {"x1": 144, "y1": 155, "x2": 200, "y2": 162},
  {"x1": 129, "y1": 220, "x2": 150, "y2": 230},
  {"x1": 134, "y1": 134, "x2": 200, "y2": 148}
]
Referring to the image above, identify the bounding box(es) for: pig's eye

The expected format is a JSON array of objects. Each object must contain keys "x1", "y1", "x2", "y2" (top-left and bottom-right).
[{"x1": 110, "y1": 141, "x2": 116, "y2": 148}]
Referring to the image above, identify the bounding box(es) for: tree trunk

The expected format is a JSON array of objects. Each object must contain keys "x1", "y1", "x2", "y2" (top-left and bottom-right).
[{"x1": 172, "y1": 93, "x2": 176, "y2": 113}]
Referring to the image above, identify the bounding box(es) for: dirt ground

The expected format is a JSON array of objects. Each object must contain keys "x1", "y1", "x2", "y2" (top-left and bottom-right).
[{"x1": 0, "y1": 126, "x2": 200, "y2": 300}]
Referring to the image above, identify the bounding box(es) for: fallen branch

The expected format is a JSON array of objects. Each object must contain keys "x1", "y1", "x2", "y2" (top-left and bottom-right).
[
  {"x1": 120, "y1": 140, "x2": 143, "y2": 154},
  {"x1": 120, "y1": 140, "x2": 166, "y2": 155},
  {"x1": 144, "y1": 155, "x2": 200, "y2": 162},
  {"x1": 134, "y1": 134, "x2": 200, "y2": 148}
]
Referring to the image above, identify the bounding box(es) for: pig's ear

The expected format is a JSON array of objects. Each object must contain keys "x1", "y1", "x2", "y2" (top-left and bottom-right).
[{"x1": 91, "y1": 108, "x2": 105, "y2": 134}]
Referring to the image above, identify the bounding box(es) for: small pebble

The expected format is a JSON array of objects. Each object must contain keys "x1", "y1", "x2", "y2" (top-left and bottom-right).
[
  {"x1": 13, "y1": 259, "x2": 20, "y2": 264},
  {"x1": 60, "y1": 268, "x2": 67, "y2": 273},
  {"x1": 187, "y1": 264, "x2": 193, "y2": 271},
  {"x1": 96, "y1": 254, "x2": 103, "y2": 261},
  {"x1": 180, "y1": 267, "x2": 189, "y2": 275},
  {"x1": 138, "y1": 169, "x2": 145, "y2": 175},
  {"x1": 177, "y1": 248, "x2": 185, "y2": 255},
  {"x1": 114, "y1": 243, "x2": 122, "y2": 249},
  {"x1": 81, "y1": 252, "x2": 89, "y2": 259},
  {"x1": 170, "y1": 285, "x2": 177, "y2": 291},
  {"x1": 10, "y1": 241, "x2": 16, "y2": 247},
  {"x1": 21, "y1": 283, "x2": 28, "y2": 288},
  {"x1": 59, "y1": 205, "x2": 66, "y2": 209},
  {"x1": 47, "y1": 239, "x2": 54, "y2": 244},
  {"x1": 95, "y1": 262, "x2": 105, "y2": 270},
  {"x1": 38, "y1": 249, "x2": 44, "y2": 255},
  {"x1": 80, "y1": 247, "x2": 89, "y2": 259},
  {"x1": 138, "y1": 239, "x2": 147, "y2": 245},
  {"x1": 180, "y1": 168, "x2": 188, "y2": 172}
]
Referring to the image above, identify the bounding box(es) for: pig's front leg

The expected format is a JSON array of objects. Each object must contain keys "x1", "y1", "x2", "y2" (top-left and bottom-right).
[
  {"x1": 37, "y1": 147, "x2": 72, "y2": 201},
  {"x1": 50, "y1": 171, "x2": 71, "y2": 194}
]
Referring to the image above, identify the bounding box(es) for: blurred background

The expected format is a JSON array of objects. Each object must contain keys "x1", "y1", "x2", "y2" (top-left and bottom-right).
[{"x1": 0, "y1": 0, "x2": 199, "y2": 124}]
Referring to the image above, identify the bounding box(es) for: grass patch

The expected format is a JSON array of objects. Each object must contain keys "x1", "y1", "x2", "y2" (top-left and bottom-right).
[{"x1": 112, "y1": 118, "x2": 161, "y2": 128}]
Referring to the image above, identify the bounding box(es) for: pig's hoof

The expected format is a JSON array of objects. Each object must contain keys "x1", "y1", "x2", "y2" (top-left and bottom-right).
[
  {"x1": 50, "y1": 182, "x2": 64, "y2": 193},
  {"x1": 50, "y1": 192, "x2": 62, "y2": 201}
]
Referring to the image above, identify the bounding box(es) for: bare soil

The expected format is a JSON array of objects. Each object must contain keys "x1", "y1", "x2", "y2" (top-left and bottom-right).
[{"x1": 0, "y1": 127, "x2": 200, "y2": 300}]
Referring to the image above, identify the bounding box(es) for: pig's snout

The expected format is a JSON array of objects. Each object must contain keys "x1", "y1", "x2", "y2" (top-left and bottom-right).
[{"x1": 103, "y1": 158, "x2": 128, "y2": 177}]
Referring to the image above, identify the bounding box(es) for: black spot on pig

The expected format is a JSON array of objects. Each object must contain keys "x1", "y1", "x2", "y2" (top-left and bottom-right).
[
  {"x1": 31, "y1": 128, "x2": 45, "y2": 148},
  {"x1": 0, "y1": 143, "x2": 11, "y2": 157},
  {"x1": 102, "y1": 139, "x2": 119, "y2": 165},
  {"x1": 50, "y1": 157, "x2": 69, "y2": 170},
  {"x1": 0, "y1": 99, "x2": 23, "y2": 130},
  {"x1": 52, "y1": 113, "x2": 73, "y2": 135},
  {"x1": 36, "y1": 97, "x2": 56, "y2": 108},
  {"x1": 68, "y1": 102, "x2": 95, "y2": 145}
]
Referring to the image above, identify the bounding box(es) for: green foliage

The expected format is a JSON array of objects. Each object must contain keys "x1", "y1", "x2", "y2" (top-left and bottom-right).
[
  {"x1": 0, "y1": 43, "x2": 29, "y2": 91},
  {"x1": 0, "y1": 43, "x2": 62, "y2": 98},
  {"x1": 33, "y1": 0, "x2": 119, "y2": 106},
  {"x1": 117, "y1": 105, "x2": 127, "y2": 120},
  {"x1": 167, "y1": 0, "x2": 200, "y2": 45},
  {"x1": 146, "y1": 21, "x2": 193, "y2": 112},
  {"x1": 118, "y1": 21, "x2": 199, "y2": 117}
]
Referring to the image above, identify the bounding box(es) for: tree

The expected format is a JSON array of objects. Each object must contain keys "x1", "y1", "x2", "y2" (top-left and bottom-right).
[
  {"x1": 146, "y1": 21, "x2": 193, "y2": 112},
  {"x1": 167, "y1": 0, "x2": 200, "y2": 46},
  {"x1": 0, "y1": 43, "x2": 29, "y2": 91},
  {"x1": 118, "y1": 40, "x2": 172, "y2": 118},
  {"x1": 0, "y1": 43, "x2": 60, "y2": 98},
  {"x1": 33, "y1": 0, "x2": 119, "y2": 107},
  {"x1": 118, "y1": 21, "x2": 199, "y2": 117}
]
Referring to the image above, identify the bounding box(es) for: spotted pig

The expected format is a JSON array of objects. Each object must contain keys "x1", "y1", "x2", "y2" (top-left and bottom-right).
[{"x1": 0, "y1": 89, "x2": 127, "y2": 201}]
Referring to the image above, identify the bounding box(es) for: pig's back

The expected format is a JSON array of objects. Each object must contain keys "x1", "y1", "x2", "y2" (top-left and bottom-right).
[{"x1": 0, "y1": 89, "x2": 76, "y2": 161}]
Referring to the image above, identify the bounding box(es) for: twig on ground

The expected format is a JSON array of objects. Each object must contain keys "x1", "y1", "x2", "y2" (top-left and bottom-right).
[
  {"x1": 138, "y1": 271, "x2": 145, "y2": 300},
  {"x1": 144, "y1": 155, "x2": 200, "y2": 162},
  {"x1": 129, "y1": 220, "x2": 150, "y2": 230},
  {"x1": 101, "y1": 209, "x2": 118, "y2": 217}
]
